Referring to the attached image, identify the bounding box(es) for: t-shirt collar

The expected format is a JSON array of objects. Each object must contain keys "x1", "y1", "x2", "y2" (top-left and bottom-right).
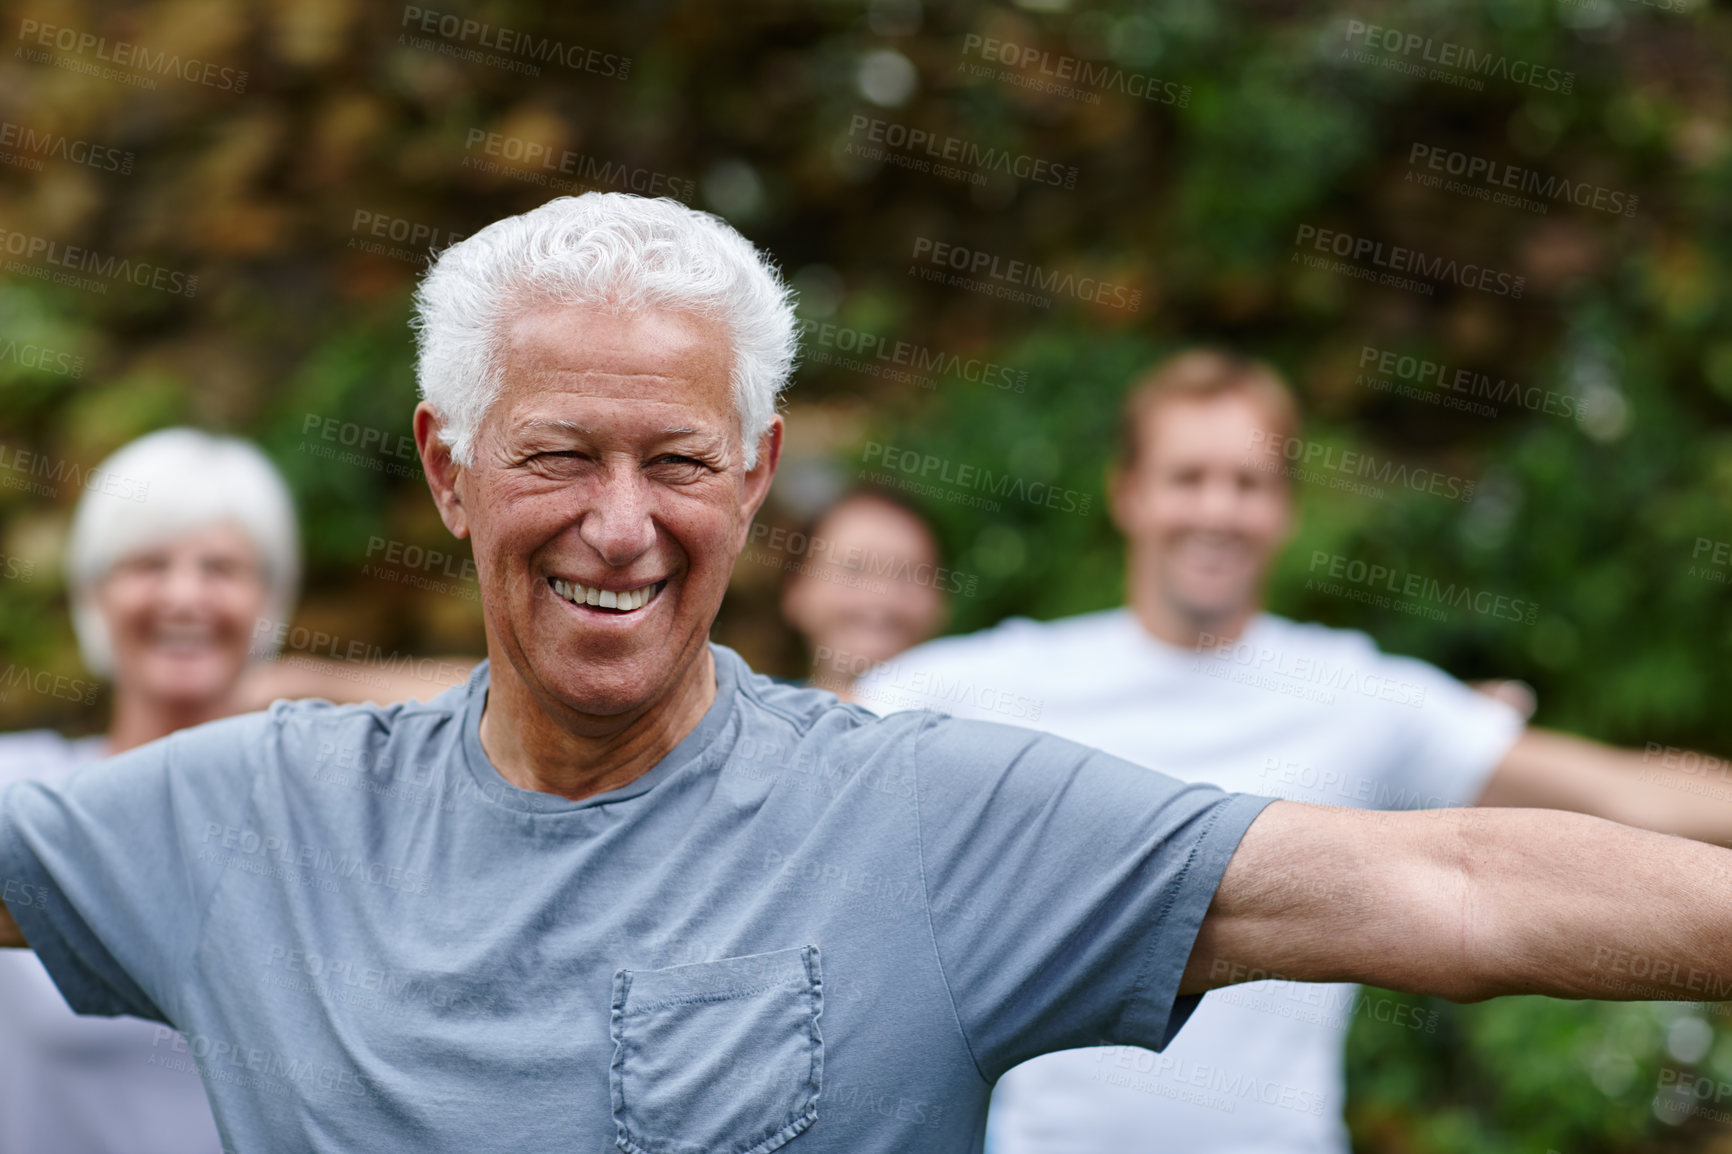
[{"x1": 456, "y1": 642, "x2": 741, "y2": 813}]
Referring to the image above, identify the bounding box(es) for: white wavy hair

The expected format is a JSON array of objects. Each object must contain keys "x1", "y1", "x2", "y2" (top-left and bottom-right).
[
  {"x1": 411, "y1": 193, "x2": 798, "y2": 469},
  {"x1": 64, "y1": 428, "x2": 300, "y2": 677}
]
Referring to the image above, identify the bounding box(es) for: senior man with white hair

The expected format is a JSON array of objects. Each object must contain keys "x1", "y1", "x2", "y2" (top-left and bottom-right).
[{"x1": 4, "y1": 193, "x2": 1732, "y2": 1154}]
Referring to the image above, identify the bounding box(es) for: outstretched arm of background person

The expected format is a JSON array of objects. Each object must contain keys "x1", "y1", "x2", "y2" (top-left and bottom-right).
[
  {"x1": 1183, "y1": 800, "x2": 1732, "y2": 1002},
  {"x1": 1476, "y1": 728, "x2": 1732, "y2": 849},
  {"x1": 0, "y1": 897, "x2": 22, "y2": 948},
  {"x1": 235, "y1": 654, "x2": 477, "y2": 711}
]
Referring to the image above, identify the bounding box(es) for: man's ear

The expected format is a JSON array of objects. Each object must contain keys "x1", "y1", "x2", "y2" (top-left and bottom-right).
[
  {"x1": 414, "y1": 402, "x2": 470, "y2": 540},
  {"x1": 1106, "y1": 459, "x2": 1139, "y2": 538},
  {"x1": 735, "y1": 417, "x2": 784, "y2": 551}
]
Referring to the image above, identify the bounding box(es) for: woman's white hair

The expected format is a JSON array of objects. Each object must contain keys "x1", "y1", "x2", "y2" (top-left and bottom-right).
[
  {"x1": 411, "y1": 193, "x2": 798, "y2": 468},
  {"x1": 64, "y1": 428, "x2": 300, "y2": 677}
]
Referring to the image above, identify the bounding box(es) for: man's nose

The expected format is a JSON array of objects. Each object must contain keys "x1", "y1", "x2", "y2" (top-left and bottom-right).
[
  {"x1": 577, "y1": 467, "x2": 658, "y2": 567},
  {"x1": 1193, "y1": 475, "x2": 1246, "y2": 524}
]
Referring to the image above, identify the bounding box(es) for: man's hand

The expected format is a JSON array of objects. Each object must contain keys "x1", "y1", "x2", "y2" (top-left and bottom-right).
[
  {"x1": 1183, "y1": 799, "x2": 1732, "y2": 1002},
  {"x1": 0, "y1": 896, "x2": 26, "y2": 949}
]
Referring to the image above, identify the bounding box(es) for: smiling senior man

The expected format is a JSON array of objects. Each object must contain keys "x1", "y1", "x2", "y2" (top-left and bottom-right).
[{"x1": 4, "y1": 194, "x2": 1732, "y2": 1154}]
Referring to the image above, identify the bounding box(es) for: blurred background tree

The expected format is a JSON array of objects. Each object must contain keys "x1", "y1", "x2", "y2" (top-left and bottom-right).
[{"x1": 1, "y1": 0, "x2": 1729, "y2": 1148}]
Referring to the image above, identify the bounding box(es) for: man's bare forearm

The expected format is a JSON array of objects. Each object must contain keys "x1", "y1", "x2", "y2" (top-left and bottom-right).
[
  {"x1": 1454, "y1": 806, "x2": 1732, "y2": 1000},
  {"x1": 1184, "y1": 801, "x2": 1732, "y2": 1003},
  {"x1": 0, "y1": 897, "x2": 24, "y2": 948}
]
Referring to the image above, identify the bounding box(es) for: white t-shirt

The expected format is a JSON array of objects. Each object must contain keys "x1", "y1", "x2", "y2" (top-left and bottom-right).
[
  {"x1": 0, "y1": 729, "x2": 224, "y2": 1154},
  {"x1": 854, "y1": 608, "x2": 1524, "y2": 1154}
]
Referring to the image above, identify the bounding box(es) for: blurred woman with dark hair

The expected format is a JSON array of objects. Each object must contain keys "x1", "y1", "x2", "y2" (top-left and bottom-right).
[{"x1": 780, "y1": 486, "x2": 951, "y2": 702}]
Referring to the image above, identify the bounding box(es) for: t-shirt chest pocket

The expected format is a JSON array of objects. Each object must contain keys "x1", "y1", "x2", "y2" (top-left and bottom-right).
[{"x1": 609, "y1": 945, "x2": 823, "y2": 1154}]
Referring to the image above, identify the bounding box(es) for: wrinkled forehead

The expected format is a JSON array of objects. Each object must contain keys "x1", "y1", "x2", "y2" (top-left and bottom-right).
[{"x1": 488, "y1": 301, "x2": 740, "y2": 439}]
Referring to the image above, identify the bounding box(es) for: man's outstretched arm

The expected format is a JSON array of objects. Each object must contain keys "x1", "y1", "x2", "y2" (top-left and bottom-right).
[
  {"x1": 1183, "y1": 800, "x2": 1732, "y2": 1001},
  {"x1": 1479, "y1": 728, "x2": 1732, "y2": 849},
  {"x1": 0, "y1": 896, "x2": 24, "y2": 949}
]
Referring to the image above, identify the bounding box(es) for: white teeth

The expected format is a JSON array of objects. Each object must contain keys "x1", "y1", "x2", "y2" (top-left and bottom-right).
[{"x1": 551, "y1": 578, "x2": 661, "y2": 613}]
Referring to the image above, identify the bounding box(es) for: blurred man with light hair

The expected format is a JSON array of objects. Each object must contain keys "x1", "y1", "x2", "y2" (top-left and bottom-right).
[
  {"x1": 859, "y1": 347, "x2": 1732, "y2": 1154},
  {"x1": 6, "y1": 196, "x2": 1732, "y2": 1154}
]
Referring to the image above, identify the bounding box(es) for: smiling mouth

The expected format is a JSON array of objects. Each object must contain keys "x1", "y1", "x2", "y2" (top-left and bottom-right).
[
  {"x1": 148, "y1": 624, "x2": 221, "y2": 652},
  {"x1": 549, "y1": 577, "x2": 668, "y2": 614}
]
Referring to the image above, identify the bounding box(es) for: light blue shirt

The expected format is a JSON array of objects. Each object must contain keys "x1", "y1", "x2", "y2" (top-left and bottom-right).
[{"x1": 0, "y1": 644, "x2": 1271, "y2": 1153}]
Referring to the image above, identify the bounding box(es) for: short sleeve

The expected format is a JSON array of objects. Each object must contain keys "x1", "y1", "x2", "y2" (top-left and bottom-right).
[
  {"x1": 0, "y1": 712, "x2": 266, "y2": 1026},
  {"x1": 910, "y1": 714, "x2": 1273, "y2": 1080},
  {"x1": 1373, "y1": 649, "x2": 1525, "y2": 809}
]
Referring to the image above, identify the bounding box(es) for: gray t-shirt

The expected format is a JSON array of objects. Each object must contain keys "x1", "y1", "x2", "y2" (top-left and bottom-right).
[
  {"x1": 0, "y1": 730, "x2": 224, "y2": 1154},
  {"x1": 0, "y1": 643, "x2": 1271, "y2": 1154}
]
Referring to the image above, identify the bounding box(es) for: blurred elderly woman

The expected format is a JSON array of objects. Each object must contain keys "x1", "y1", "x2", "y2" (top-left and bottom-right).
[{"x1": 0, "y1": 427, "x2": 467, "y2": 1153}]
